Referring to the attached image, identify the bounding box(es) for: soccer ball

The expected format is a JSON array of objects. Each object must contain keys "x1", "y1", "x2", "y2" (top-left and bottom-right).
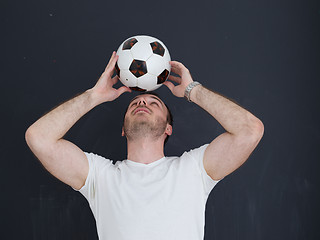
[{"x1": 115, "y1": 35, "x2": 171, "y2": 92}]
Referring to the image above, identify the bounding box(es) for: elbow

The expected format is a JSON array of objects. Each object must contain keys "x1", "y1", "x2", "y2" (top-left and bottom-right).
[
  {"x1": 25, "y1": 124, "x2": 59, "y2": 153},
  {"x1": 25, "y1": 125, "x2": 45, "y2": 150},
  {"x1": 25, "y1": 126, "x2": 33, "y2": 146},
  {"x1": 25, "y1": 126, "x2": 37, "y2": 148},
  {"x1": 254, "y1": 118, "x2": 264, "y2": 139},
  {"x1": 238, "y1": 115, "x2": 264, "y2": 141},
  {"x1": 247, "y1": 117, "x2": 264, "y2": 143},
  {"x1": 25, "y1": 126, "x2": 54, "y2": 160}
]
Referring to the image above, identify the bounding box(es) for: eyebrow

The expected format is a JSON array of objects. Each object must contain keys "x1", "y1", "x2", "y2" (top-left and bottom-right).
[{"x1": 129, "y1": 95, "x2": 164, "y2": 107}]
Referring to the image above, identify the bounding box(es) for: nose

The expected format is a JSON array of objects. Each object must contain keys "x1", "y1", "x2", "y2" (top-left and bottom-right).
[{"x1": 137, "y1": 97, "x2": 147, "y2": 106}]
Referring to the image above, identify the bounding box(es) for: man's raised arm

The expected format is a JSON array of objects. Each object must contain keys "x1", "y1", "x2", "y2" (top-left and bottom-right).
[
  {"x1": 164, "y1": 61, "x2": 264, "y2": 181},
  {"x1": 25, "y1": 52, "x2": 131, "y2": 190}
]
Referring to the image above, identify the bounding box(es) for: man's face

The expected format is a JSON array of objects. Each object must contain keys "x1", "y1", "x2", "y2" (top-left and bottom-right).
[{"x1": 122, "y1": 94, "x2": 171, "y2": 141}]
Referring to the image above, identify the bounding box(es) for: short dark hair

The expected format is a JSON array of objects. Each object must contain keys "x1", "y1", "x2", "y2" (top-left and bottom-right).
[{"x1": 123, "y1": 92, "x2": 173, "y2": 145}]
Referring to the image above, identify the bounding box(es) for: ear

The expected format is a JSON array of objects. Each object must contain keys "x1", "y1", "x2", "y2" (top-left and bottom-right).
[
  {"x1": 165, "y1": 124, "x2": 172, "y2": 136},
  {"x1": 121, "y1": 127, "x2": 125, "y2": 137}
]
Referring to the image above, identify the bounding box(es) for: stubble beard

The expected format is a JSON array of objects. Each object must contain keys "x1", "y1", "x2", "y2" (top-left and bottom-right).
[{"x1": 123, "y1": 116, "x2": 167, "y2": 142}]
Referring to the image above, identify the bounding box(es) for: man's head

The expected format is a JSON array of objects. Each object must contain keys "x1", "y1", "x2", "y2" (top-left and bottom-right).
[{"x1": 122, "y1": 92, "x2": 173, "y2": 145}]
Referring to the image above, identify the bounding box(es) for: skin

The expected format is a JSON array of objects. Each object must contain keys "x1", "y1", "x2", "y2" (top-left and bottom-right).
[
  {"x1": 25, "y1": 51, "x2": 264, "y2": 190},
  {"x1": 164, "y1": 62, "x2": 264, "y2": 180},
  {"x1": 122, "y1": 94, "x2": 172, "y2": 164}
]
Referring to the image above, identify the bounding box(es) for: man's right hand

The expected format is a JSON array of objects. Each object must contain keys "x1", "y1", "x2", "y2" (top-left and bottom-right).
[{"x1": 90, "y1": 51, "x2": 131, "y2": 104}]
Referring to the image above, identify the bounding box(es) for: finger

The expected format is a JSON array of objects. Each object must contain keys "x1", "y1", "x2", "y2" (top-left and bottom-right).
[
  {"x1": 169, "y1": 67, "x2": 181, "y2": 77},
  {"x1": 168, "y1": 75, "x2": 182, "y2": 84},
  {"x1": 105, "y1": 51, "x2": 116, "y2": 69},
  {"x1": 170, "y1": 60, "x2": 186, "y2": 68},
  {"x1": 105, "y1": 51, "x2": 118, "y2": 72},
  {"x1": 170, "y1": 63, "x2": 183, "y2": 75},
  {"x1": 170, "y1": 61, "x2": 189, "y2": 75},
  {"x1": 116, "y1": 86, "x2": 132, "y2": 96},
  {"x1": 163, "y1": 81, "x2": 175, "y2": 92},
  {"x1": 111, "y1": 75, "x2": 119, "y2": 85},
  {"x1": 170, "y1": 61, "x2": 184, "y2": 69}
]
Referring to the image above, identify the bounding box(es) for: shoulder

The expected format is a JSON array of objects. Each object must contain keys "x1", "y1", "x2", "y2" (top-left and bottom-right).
[
  {"x1": 180, "y1": 144, "x2": 209, "y2": 160},
  {"x1": 167, "y1": 144, "x2": 209, "y2": 169},
  {"x1": 84, "y1": 152, "x2": 115, "y2": 171}
]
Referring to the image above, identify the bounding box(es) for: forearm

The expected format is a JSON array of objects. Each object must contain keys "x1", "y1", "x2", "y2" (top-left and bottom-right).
[
  {"x1": 190, "y1": 85, "x2": 263, "y2": 135},
  {"x1": 26, "y1": 89, "x2": 99, "y2": 144}
]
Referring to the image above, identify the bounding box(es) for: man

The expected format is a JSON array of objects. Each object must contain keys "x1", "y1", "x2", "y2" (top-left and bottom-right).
[{"x1": 25, "y1": 51, "x2": 264, "y2": 239}]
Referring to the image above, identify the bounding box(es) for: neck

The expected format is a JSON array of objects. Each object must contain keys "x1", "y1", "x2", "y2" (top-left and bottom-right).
[{"x1": 126, "y1": 137, "x2": 165, "y2": 164}]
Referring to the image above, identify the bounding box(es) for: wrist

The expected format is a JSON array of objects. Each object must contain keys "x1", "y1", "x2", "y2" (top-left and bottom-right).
[
  {"x1": 189, "y1": 84, "x2": 202, "y2": 102},
  {"x1": 184, "y1": 81, "x2": 201, "y2": 102},
  {"x1": 86, "y1": 88, "x2": 106, "y2": 107}
]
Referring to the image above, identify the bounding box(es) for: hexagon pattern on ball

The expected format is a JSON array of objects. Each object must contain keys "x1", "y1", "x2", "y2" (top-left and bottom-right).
[
  {"x1": 119, "y1": 70, "x2": 137, "y2": 88},
  {"x1": 137, "y1": 73, "x2": 158, "y2": 90},
  {"x1": 116, "y1": 35, "x2": 171, "y2": 92},
  {"x1": 117, "y1": 50, "x2": 133, "y2": 70},
  {"x1": 146, "y1": 54, "x2": 165, "y2": 76},
  {"x1": 130, "y1": 41, "x2": 153, "y2": 61}
]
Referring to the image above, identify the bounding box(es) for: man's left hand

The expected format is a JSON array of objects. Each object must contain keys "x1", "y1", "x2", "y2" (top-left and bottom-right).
[{"x1": 163, "y1": 61, "x2": 194, "y2": 98}]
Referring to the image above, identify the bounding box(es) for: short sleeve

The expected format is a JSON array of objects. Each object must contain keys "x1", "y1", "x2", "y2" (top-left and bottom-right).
[
  {"x1": 74, "y1": 152, "x2": 114, "y2": 210},
  {"x1": 186, "y1": 144, "x2": 221, "y2": 195}
]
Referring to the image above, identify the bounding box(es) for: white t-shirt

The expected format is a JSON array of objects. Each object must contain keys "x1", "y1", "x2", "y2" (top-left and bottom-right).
[{"x1": 76, "y1": 144, "x2": 220, "y2": 240}]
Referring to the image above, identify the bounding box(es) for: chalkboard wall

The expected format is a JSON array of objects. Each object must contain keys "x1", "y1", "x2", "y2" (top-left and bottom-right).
[{"x1": 2, "y1": 0, "x2": 319, "y2": 239}]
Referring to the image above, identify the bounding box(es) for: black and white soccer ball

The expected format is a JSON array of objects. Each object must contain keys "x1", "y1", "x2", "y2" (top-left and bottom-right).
[{"x1": 115, "y1": 35, "x2": 171, "y2": 92}]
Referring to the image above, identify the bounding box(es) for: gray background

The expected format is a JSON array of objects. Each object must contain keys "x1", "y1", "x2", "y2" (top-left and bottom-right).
[{"x1": 2, "y1": 0, "x2": 319, "y2": 239}]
